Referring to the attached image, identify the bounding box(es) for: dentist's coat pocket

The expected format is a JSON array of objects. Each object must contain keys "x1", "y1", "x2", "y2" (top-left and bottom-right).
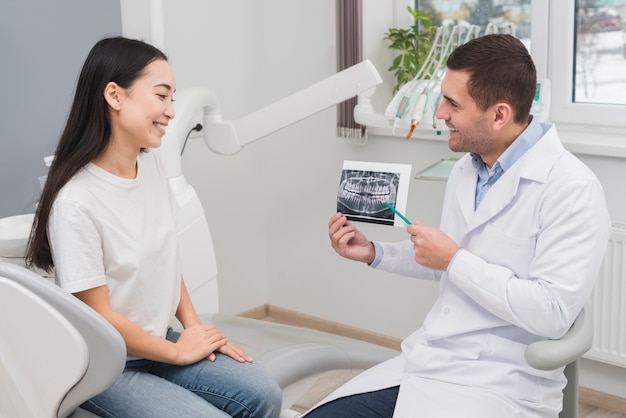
[{"x1": 476, "y1": 223, "x2": 537, "y2": 279}]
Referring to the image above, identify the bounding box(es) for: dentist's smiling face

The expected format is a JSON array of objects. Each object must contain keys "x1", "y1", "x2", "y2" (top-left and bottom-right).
[
  {"x1": 435, "y1": 69, "x2": 500, "y2": 166},
  {"x1": 114, "y1": 59, "x2": 176, "y2": 150}
]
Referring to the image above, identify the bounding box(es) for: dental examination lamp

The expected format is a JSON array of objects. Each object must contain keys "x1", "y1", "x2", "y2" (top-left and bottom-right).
[
  {"x1": 158, "y1": 60, "x2": 382, "y2": 174},
  {"x1": 155, "y1": 60, "x2": 383, "y2": 315}
]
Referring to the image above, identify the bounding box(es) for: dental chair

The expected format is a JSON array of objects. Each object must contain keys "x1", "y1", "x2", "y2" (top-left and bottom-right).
[
  {"x1": 0, "y1": 259, "x2": 398, "y2": 418},
  {"x1": 525, "y1": 305, "x2": 593, "y2": 418},
  {"x1": 0, "y1": 260, "x2": 593, "y2": 418},
  {"x1": 0, "y1": 261, "x2": 125, "y2": 418}
]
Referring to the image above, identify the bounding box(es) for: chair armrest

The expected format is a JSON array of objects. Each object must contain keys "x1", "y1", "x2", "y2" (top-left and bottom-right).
[{"x1": 524, "y1": 306, "x2": 593, "y2": 371}]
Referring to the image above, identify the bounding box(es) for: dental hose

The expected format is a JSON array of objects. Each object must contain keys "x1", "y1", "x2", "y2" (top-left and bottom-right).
[{"x1": 406, "y1": 91, "x2": 428, "y2": 140}]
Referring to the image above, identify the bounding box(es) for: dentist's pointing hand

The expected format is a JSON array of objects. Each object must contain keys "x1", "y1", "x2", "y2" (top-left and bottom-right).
[{"x1": 408, "y1": 222, "x2": 459, "y2": 271}]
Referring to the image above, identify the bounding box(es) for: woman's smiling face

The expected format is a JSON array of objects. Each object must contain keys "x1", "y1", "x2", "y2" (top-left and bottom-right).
[{"x1": 113, "y1": 58, "x2": 176, "y2": 150}]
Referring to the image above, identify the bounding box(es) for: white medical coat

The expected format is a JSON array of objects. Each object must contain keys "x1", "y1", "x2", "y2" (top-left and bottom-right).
[{"x1": 307, "y1": 125, "x2": 611, "y2": 417}]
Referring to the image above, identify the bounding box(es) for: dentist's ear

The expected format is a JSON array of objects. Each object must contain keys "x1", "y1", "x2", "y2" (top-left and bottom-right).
[
  {"x1": 103, "y1": 82, "x2": 123, "y2": 110},
  {"x1": 492, "y1": 102, "x2": 512, "y2": 130}
]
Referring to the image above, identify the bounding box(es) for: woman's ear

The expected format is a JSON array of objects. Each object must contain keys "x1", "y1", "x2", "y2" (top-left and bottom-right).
[{"x1": 103, "y1": 82, "x2": 123, "y2": 110}]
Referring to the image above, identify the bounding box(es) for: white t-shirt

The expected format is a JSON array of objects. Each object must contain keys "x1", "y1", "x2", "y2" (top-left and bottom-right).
[{"x1": 48, "y1": 151, "x2": 181, "y2": 341}]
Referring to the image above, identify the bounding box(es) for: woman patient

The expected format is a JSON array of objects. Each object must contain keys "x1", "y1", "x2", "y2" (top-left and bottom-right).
[{"x1": 26, "y1": 36, "x2": 282, "y2": 418}]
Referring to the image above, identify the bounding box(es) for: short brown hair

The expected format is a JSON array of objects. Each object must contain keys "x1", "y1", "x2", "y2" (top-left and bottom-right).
[{"x1": 446, "y1": 34, "x2": 536, "y2": 124}]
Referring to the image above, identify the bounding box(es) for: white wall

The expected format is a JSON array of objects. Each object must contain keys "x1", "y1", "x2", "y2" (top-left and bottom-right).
[{"x1": 121, "y1": 0, "x2": 626, "y2": 398}]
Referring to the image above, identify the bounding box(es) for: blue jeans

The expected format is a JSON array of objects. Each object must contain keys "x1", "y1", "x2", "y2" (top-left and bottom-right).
[
  {"x1": 81, "y1": 329, "x2": 282, "y2": 418},
  {"x1": 304, "y1": 386, "x2": 399, "y2": 418}
]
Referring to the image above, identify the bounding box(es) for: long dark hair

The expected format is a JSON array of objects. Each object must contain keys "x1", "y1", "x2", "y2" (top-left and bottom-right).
[
  {"x1": 446, "y1": 34, "x2": 536, "y2": 125},
  {"x1": 26, "y1": 36, "x2": 168, "y2": 272}
]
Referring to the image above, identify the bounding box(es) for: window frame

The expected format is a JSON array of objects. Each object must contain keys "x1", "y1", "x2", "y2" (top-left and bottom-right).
[{"x1": 548, "y1": 0, "x2": 625, "y2": 132}]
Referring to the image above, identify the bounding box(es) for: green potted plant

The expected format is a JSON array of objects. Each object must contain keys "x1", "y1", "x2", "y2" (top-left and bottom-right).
[{"x1": 384, "y1": 6, "x2": 437, "y2": 93}]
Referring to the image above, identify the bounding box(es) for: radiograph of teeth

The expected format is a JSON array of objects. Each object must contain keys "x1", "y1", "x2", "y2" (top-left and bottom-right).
[{"x1": 337, "y1": 170, "x2": 400, "y2": 225}]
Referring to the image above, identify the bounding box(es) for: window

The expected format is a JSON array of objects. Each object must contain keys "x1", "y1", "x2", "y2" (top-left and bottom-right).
[
  {"x1": 415, "y1": 1, "x2": 532, "y2": 42},
  {"x1": 574, "y1": 1, "x2": 626, "y2": 106},
  {"x1": 412, "y1": 1, "x2": 543, "y2": 72},
  {"x1": 409, "y1": 0, "x2": 626, "y2": 132},
  {"x1": 550, "y1": 0, "x2": 625, "y2": 130}
]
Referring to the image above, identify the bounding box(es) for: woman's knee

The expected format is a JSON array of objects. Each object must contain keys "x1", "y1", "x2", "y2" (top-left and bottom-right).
[
  {"x1": 258, "y1": 378, "x2": 283, "y2": 417},
  {"x1": 185, "y1": 357, "x2": 283, "y2": 418},
  {"x1": 241, "y1": 365, "x2": 282, "y2": 418}
]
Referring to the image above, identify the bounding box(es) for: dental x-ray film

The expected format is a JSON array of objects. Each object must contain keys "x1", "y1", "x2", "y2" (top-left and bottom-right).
[{"x1": 337, "y1": 160, "x2": 412, "y2": 227}]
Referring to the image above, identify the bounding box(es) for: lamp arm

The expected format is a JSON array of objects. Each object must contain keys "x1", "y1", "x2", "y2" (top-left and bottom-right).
[
  {"x1": 156, "y1": 59, "x2": 382, "y2": 178},
  {"x1": 206, "y1": 59, "x2": 382, "y2": 155},
  {"x1": 156, "y1": 88, "x2": 222, "y2": 179}
]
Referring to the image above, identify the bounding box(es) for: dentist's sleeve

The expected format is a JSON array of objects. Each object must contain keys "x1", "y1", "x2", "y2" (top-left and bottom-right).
[{"x1": 371, "y1": 240, "x2": 442, "y2": 282}]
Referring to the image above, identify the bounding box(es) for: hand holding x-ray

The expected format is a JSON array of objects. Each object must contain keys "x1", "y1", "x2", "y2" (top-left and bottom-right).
[{"x1": 328, "y1": 212, "x2": 375, "y2": 265}]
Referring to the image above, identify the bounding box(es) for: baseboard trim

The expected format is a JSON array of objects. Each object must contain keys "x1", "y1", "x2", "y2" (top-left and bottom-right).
[
  {"x1": 237, "y1": 304, "x2": 401, "y2": 350},
  {"x1": 579, "y1": 387, "x2": 626, "y2": 415},
  {"x1": 236, "y1": 304, "x2": 270, "y2": 320}
]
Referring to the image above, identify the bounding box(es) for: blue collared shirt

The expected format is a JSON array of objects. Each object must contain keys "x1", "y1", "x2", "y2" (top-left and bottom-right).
[
  {"x1": 472, "y1": 116, "x2": 543, "y2": 209},
  {"x1": 370, "y1": 116, "x2": 545, "y2": 269}
]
